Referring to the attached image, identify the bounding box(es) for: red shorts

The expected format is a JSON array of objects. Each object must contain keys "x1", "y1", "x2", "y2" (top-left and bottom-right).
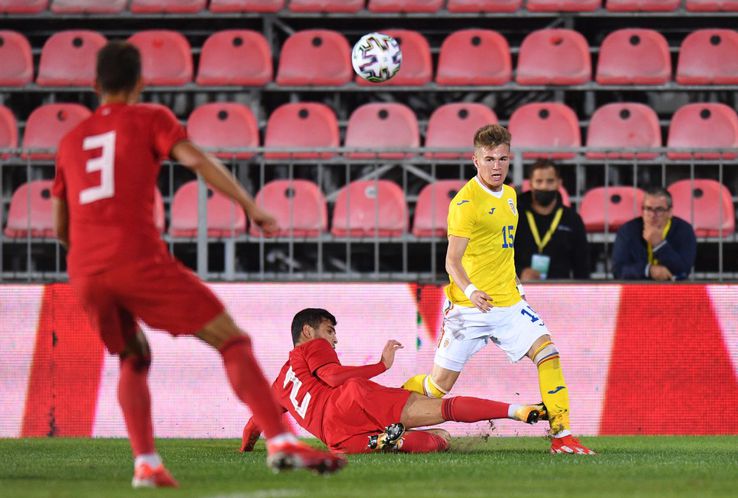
[
  {"x1": 322, "y1": 377, "x2": 411, "y2": 451},
  {"x1": 70, "y1": 255, "x2": 225, "y2": 354}
]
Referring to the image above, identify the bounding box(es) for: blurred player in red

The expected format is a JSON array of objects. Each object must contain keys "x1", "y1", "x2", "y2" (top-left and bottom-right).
[
  {"x1": 240, "y1": 308, "x2": 543, "y2": 454},
  {"x1": 51, "y1": 41, "x2": 345, "y2": 488}
]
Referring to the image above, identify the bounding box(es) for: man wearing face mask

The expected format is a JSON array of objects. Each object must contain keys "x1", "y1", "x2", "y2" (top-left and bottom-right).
[{"x1": 514, "y1": 159, "x2": 590, "y2": 281}]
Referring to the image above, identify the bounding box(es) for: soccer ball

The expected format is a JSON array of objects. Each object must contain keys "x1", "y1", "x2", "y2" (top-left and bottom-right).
[{"x1": 351, "y1": 33, "x2": 402, "y2": 83}]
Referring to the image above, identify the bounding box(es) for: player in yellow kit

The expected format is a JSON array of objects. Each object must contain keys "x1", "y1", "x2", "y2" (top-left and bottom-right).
[{"x1": 403, "y1": 124, "x2": 594, "y2": 455}]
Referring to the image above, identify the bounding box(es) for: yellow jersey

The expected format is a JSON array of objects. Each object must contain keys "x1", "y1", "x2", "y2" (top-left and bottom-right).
[{"x1": 444, "y1": 177, "x2": 521, "y2": 307}]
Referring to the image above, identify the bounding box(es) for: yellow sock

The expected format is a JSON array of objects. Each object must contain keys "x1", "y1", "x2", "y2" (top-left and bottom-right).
[
  {"x1": 535, "y1": 348, "x2": 571, "y2": 435},
  {"x1": 401, "y1": 374, "x2": 446, "y2": 398}
]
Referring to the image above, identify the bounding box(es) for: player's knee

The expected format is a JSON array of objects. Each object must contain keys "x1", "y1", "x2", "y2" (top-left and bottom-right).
[
  {"x1": 198, "y1": 312, "x2": 252, "y2": 350},
  {"x1": 120, "y1": 352, "x2": 151, "y2": 372}
]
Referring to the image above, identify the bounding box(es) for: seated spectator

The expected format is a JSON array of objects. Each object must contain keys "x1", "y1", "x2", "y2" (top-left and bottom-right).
[
  {"x1": 515, "y1": 159, "x2": 590, "y2": 281},
  {"x1": 612, "y1": 187, "x2": 697, "y2": 281}
]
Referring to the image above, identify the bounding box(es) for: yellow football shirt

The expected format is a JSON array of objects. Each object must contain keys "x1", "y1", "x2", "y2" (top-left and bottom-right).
[{"x1": 444, "y1": 177, "x2": 521, "y2": 307}]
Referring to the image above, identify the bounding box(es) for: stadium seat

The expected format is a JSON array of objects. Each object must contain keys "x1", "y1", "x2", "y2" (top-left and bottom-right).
[
  {"x1": 289, "y1": 0, "x2": 363, "y2": 11},
  {"x1": 686, "y1": 0, "x2": 738, "y2": 10},
  {"x1": 596, "y1": 29, "x2": 671, "y2": 85},
  {"x1": 127, "y1": 31, "x2": 192, "y2": 86},
  {"x1": 0, "y1": 31, "x2": 32, "y2": 86},
  {"x1": 516, "y1": 29, "x2": 591, "y2": 85},
  {"x1": 50, "y1": 0, "x2": 126, "y2": 12},
  {"x1": 196, "y1": 30, "x2": 272, "y2": 86},
  {"x1": 676, "y1": 29, "x2": 738, "y2": 85},
  {"x1": 579, "y1": 186, "x2": 645, "y2": 232},
  {"x1": 446, "y1": 0, "x2": 521, "y2": 11},
  {"x1": 130, "y1": 0, "x2": 206, "y2": 12},
  {"x1": 425, "y1": 103, "x2": 498, "y2": 158},
  {"x1": 4, "y1": 180, "x2": 55, "y2": 238},
  {"x1": 186, "y1": 103, "x2": 259, "y2": 160},
  {"x1": 667, "y1": 103, "x2": 738, "y2": 160},
  {"x1": 169, "y1": 180, "x2": 247, "y2": 237},
  {"x1": 508, "y1": 103, "x2": 581, "y2": 159},
  {"x1": 436, "y1": 29, "x2": 512, "y2": 86},
  {"x1": 367, "y1": 0, "x2": 442, "y2": 12},
  {"x1": 520, "y1": 180, "x2": 572, "y2": 207},
  {"x1": 0, "y1": 105, "x2": 18, "y2": 153},
  {"x1": 209, "y1": 0, "x2": 283, "y2": 11},
  {"x1": 668, "y1": 179, "x2": 735, "y2": 236},
  {"x1": 526, "y1": 0, "x2": 599, "y2": 11},
  {"x1": 37, "y1": 31, "x2": 107, "y2": 87},
  {"x1": 345, "y1": 103, "x2": 419, "y2": 159},
  {"x1": 264, "y1": 102, "x2": 339, "y2": 159},
  {"x1": 276, "y1": 30, "x2": 352, "y2": 86},
  {"x1": 356, "y1": 29, "x2": 432, "y2": 86},
  {"x1": 250, "y1": 180, "x2": 327, "y2": 237},
  {"x1": 22, "y1": 103, "x2": 92, "y2": 160},
  {"x1": 0, "y1": 0, "x2": 47, "y2": 13},
  {"x1": 331, "y1": 180, "x2": 408, "y2": 237},
  {"x1": 606, "y1": 0, "x2": 679, "y2": 9},
  {"x1": 412, "y1": 180, "x2": 467, "y2": 237},
  {"x1": 586, "y1": 103, "x2": 661, "y2": 159}
]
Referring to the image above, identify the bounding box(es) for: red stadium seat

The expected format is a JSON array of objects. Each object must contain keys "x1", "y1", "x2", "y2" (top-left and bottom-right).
[
  {"x1": 520, "y1": 180, "x2": 571, "y2": 207},
  {"x1": 596, "y1": 29, "x2": 671, "y2": 85},
  {"x1": 509, "y1": 103, "x2": 581, "y2": 159},
  {"x1": 289, "y1": 0, "x2": 363, "y2": 11},
  {"x1": 586, "y1": 103, "x2": 661, "y2": 159},
  {"x1": 579, "y1": 186, "x2": 645, "y2": 232},
  {"x1": 127, "y1": 31, "x2": 192, "y2": 86},
  {"x1": 4, "y1": 180, "x2": 55, "y2": 238},
  {"x1": 276, "y1": 30, "x2": 352, "y2": 86},
  {"x1": 50, "y1": 0, "x2": 126, "y2": 12},
  {"x1": 676, "y1": 29, "x2": 738, "y2": 85},
  {"x1": 130, "y1": 0, "x2": 206, "y2": 12},
  {"x1": 22, "y1": 103, "x2": 92, "y2": 160},
  {"x1": 447, "y1": 0, "x2": 521, "y2": 12},
  {"x1": 187, "y1": 103, "x2": 259, "y2": 160},
  {"x1": 331, "y1": 180, "x2": 408, "y2": 237},
  {"x1": 345, "y1": 103, "x2": 419, "y2": 159},
  {"x1": 436, "y1": 29, "x2": 511, "y2": 86},
  {"x1": 667, "y1": 103, "x2": 738, "y2": 160},
  {"x1": 250, "y1": 180, "x2": 327, "y2": 237},
  {"x1": 0, "y1": 0, "x2": 47, "y2": 13},
  {"x1": 686, "y1": 0, "x2": 738, "y2": 10},
  {"x1": 169, "y1": 180, "x2": 246, "y2": 237},
  {"x1": 356, "y1": 30, "x2": 432, "y2": 86},
  {"x1": 37, "y1": 31, "x2": 107, "y2": 87},
  {"x1": 668, "y1": 179, "x2": 735, "y2": 237},
  {"x1": 606, "y1": 0, "x2": 679, "y2": 9},
  {"x1": 264, "y1": 102, "x2": 339, "y2": 159},
  {"x1": 196, "y1": 30, "x2": 272, "y2": 86},
  {"x1": 0, "y1": 105, "x2": 18, "y2": 152},
  {"x1": 527, "y1": 0, "x2": 599, "y2": 11},
  {"x1": 425, "y1": 103, "x2": 498, "y2": 158},
  {"x1": 209, "y1": 0, "x2": 283, "y2": 11},
  {"x1": 516, "y1": 29, "x2": 591, "y2": 85},
  {"x1": 367, "y1": 0, "x2": 442, "y2": 11},
  {"x1": 412, "y1": 180, "x2": 467, "y2": 237},
  {"x1": 0, "y1": 31, "x2": 32, "y2": 86}
]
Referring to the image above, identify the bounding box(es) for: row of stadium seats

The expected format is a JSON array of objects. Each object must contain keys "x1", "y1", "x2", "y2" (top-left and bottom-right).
[
  {"x1": 4, "y1": 178, "x2": 735, "y2": 239},
  {"x1": 2, "y1": 28, "x2": 738, "y2": 87},
  {"x1": 2, "y1": 101, "x2": 737, "y2": 160},
  {"x1": 2, "y1": 0, "x2": 737, "y2": 14}
]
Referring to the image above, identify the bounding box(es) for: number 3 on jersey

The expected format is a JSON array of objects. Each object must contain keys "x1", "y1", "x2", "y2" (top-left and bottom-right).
[
  {"x1": 283, "y1": 367, "x2": 311, "y2": 418},
  {"x1": 79, "y1": 131, "x2": 116, "y2": 205},
  {"x1": 501, "y1": 224, "x2": 515, "y2": 248}
]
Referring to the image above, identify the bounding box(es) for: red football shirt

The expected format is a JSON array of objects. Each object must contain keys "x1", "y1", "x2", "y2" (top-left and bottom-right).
[{"x1": 52, "y1": 103, "x2": 186, "y2": 276}]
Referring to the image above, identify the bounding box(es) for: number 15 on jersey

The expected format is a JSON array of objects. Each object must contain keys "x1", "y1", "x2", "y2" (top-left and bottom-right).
[{"x1": 502, "y1": 225, "x2": 515, "y2": 248}]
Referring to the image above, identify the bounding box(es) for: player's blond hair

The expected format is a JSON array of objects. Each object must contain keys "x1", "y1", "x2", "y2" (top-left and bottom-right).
[{"x1": 473, "y1": 124, "x2": 511, "y2": 149}]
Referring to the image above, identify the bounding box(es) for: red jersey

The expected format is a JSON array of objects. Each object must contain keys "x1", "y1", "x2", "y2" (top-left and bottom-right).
[{"x1": 52, "y1": 103, "x2": 186, "y2": 276}]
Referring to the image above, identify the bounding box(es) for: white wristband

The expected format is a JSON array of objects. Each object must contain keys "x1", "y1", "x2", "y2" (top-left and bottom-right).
[
  {"x1": 517, "y1": 284, "x2": 525, "y2": 296},
  {"x1": 463, "y1": 284, "x2": 479, "y2": 300}
]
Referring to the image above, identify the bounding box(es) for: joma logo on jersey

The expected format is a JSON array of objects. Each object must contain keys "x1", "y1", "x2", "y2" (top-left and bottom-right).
[
  {"x1": 456, "y1": 200, "x2": 470, "y2": 206},
  {"x1": 488, "y1": 208, "x2": 496, "y2": 215}
]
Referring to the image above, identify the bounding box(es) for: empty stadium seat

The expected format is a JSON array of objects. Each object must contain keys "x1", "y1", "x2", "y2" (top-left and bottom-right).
[
  {"x1": 596, "y1": 29, "x2": 671, "y2": 85},
  {"x1": 169, "y1": 181, "x2": 247, "y2": 237},
  {"x1": 520, "y1": 180, "x2": 572, "y2": 207},
  {"x1": 264, "y1": 102, "x2": 339, "y2": 159},
  {"x1": 606, "y1": 0, "x2": 679, "y2": 9},
  {"x1": 586, "y1": 103, "x2": 661, "y2": 159},
  {"x1": 676, "y1": 29, "x2": 738, "y2": 85},
  {"x1": 276, "y1": 30, "x2": 352, "y2": 86},
  {"x1": 508, "y1": 103, "x2": 581, "y2": 159},
  {"x1": 209, "y1": 0, "x2": 283, "y2": 11},
  {"x1": 37, "y1": 31, "x2": 107, "y2": 87},
  {"x1": 50, "y1": 0, "x2": 126, "y2": 12},
  {"x1": 436, "y1": 29, "x2": 512, "y2": 86},
  {"x1": 667, "y1": 103, "x2": 738, "y2": 159},
  {"x1": 446, "y1": 0, "x2": 521, "y2": 11},
  {"x1": 579, "y1": 186, "x2": 645, "y2": 232},
  {"x1": 4, "y1": 180, "x2": 55, "y2": 238},
  {"x1": 187, "y1": 103, "x2": 259, "y2": 160},
  {"x1": 526, "y1": 0, "x2": 599, "y2": 11},
  {"x1": 250, "y1": 180, "x2": 327, "y2": 237},
  {"x1": 345, "y1": 103, "x2": 419, "y2": 159},
  {"x1": 0, "y1": 31, "x2": 32, "y2": 86},
  {"x1": 686, "y1": 0, "x2": 738, "y2": 10},
  {"x1": 367, "y1": 0, "x2": 442, "y2": 11},
  {"x1": 130, "y1": 0, "x2": 206, "y2": 12},
  {"x1": 0, "y1": 105, "x2": 18, "y2": 152},
  {"x1": 127, "y1": 31, "x2": 192, "y2": 86},
  {"x1": 425, "y1": 103, "x2": 498, "y2": 158},
  {"x1": 0, "y1": 0, "x2": 47, "y2": 13},
  {"x1": 668, "y1": 179, "x2": 735, "y2": 236},
  {"x1": 22, "y1": 103, "x2": 92, "y2": 160},
  {"x1": 196, "y1": 30, "x2": 272, "y2": 86},
  {"x1": 289, "y1": 0, "x2": 363, "y2": 11},
  {"x1": 331, "y1": 180, "x2": 408, "y2": 237},
  {"x1": 516, "y1": 29, "x2": 591, "y2": 85},
  {"x1": 356, "y1": 29, "x2": 432, "y2": 86},
  {"x1": 413, "y1": 180, "x2": 467, "y2": 237}
]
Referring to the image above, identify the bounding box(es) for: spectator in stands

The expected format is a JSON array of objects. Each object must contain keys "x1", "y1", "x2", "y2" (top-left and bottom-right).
[
  {"x1": 612, "y1": 187, "x2": 697, "y2": 281},
  {"x1": 514, "y1": 159, "x2": 590, "y2": 281}
]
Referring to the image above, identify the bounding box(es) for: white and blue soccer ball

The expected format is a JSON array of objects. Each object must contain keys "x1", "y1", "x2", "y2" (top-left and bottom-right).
[{"x1": 351, "y1": 32, "x2": 402, "y2": 83}]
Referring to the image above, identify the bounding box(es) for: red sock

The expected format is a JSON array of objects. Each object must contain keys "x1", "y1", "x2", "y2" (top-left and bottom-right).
[
  {"x1": 441, "y1": 396, "x2": 509, "y2": 422},
  {"x1": 401, "y1": 431, "x2": 449, "y2": 453},
  {"x1": 220, "y1": 336, "x2": 287, "y2": 439},
  {"x1": 118, "y1": 355, "x2": 155, "y2": 456}
]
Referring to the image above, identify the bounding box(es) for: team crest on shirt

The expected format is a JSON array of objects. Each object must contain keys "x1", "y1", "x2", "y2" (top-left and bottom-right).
[{"x1": 507, "y1": 198, "x2": 517, "y2": 215}]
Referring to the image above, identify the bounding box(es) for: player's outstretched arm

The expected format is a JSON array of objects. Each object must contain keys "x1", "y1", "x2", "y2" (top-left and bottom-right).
[
  {"x1": 446, "y1": 235, "x2": 493, "y2": 312},
  {"x1": 52, "y1": 198, "x2": 70, "y2": 249}
]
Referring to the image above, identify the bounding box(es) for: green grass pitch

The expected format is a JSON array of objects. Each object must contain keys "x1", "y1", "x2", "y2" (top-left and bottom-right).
[{"x1": 1, "y1": 436, "x2": 737, "y2": 498}]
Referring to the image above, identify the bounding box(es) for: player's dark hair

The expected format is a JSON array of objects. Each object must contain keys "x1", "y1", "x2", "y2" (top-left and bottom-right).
[
  {"x1": 644, "y1": 186, "x2": 673, "y2": 209},
  {"x1": 291, "y1": 308, "x2": 337, "y2": 346},
  {"x1": 96, "y1": 41, "x2": 141, "y2": 94},
  {"x1": 527, "y1": 159, "x2": 560, "y2": 179},
  {"x1": 473, "y1": 124, "x2": 511, "y2": 149}
]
